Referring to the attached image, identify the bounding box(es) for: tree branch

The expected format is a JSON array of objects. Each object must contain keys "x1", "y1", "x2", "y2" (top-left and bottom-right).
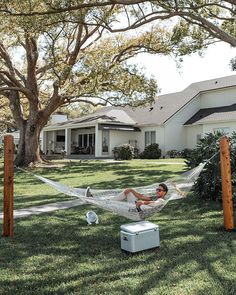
[
  {"x1": 25, "y1": 34, "x2": 39, "y2": 98},
  {"x1": 0, "y1": 1, "x2": 149, "y2": 16},
  {"x1": 179, "y1": 12, "x2": 236, "y2": 46}
]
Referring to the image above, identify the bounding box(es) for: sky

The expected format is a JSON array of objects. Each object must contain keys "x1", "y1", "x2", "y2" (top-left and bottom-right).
[{"x1": 135, "y1": 42, "x2": 236, "y2": 95}]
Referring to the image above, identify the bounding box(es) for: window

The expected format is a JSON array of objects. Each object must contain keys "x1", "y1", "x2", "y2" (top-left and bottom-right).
[
  {"x1": 84, "y1": 134, "x2": 88, "y2": 147},
  {"x1": 78, "y1": 133, "x2": 95, "y2": 147},
  {"x1": 78, "y1": 134, "x2": 83, "y2": 147},
  {"x1": 89, "y1": 134, "x2": 95, "y2": 146},
  {"x1": 56, "y1": 135, "x2": 65, "y2": 142},
  {"x1": 102, "y1": 130, "x2": 109, "y2": 153},
  {"x1": 145, "y1": 131, "x2": 156, "y2": 146}
]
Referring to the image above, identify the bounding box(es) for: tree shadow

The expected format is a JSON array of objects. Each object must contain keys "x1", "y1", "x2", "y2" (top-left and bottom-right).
[{"x1": 0, "y1": 196, "x2": 235, "y2": 295}]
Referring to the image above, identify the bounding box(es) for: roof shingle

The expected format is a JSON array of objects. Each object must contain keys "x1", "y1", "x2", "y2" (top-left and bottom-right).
[{"x1": 46, "y1": 74, "x2": 236, "y2": 128}]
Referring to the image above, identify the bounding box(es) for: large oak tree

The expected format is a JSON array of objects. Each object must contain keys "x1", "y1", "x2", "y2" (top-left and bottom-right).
[{"x1": 0, "y1": 1, "x2": 235, "y2": 166}]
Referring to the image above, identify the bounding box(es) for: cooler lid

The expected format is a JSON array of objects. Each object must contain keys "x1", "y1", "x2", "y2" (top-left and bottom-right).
[{"x1": 120, "y1": 221, "x2": 158, "y2": 233}]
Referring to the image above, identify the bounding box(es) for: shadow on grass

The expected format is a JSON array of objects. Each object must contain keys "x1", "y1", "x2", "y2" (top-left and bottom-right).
[
  {"x1": 1, "y1": 160, "x2": 186, "y2": 214},
  {"x1": 0, "y1": 195, "x2": 236, "y2": 295},
  {"x1": 14, "y1": 164, "x2": 183, "y2": 190}
]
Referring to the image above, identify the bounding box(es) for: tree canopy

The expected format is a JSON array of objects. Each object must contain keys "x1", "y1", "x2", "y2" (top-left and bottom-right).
[
  {"x1": 0, "y1": 0, "x2": 235, "y2": 165},
  {"x1": 1, "y1": 1, "x2": 235, "y2": 45}
]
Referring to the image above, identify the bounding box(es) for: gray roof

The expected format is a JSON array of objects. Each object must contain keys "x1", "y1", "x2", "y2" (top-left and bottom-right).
[
  {"x1": 123, "y1": 74, "x2": 236, "y2": 126},
  {"x1": 46, "y1": 74, "x2": 236, "y2": 129},
  {"x1": 45, "y1": 108, "x2": 136, "y2": 129},
  {"x1": 184, "y1": 103, "x2": 236, "y2": 125}
]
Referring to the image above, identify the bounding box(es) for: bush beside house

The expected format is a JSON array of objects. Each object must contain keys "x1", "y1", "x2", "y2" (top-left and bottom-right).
[
  {"x1": 166, "y1": 149, "x2": 181, "y2": 158},
  {"x1": 113, "y1": 144, "x2": 134, "y2": 160},
  {"x1": 139, "y1": 143, "x2": 162, "y2": 159},
  {"x1": 166, "y1": 148, "x2": 193, "y2": 158}
]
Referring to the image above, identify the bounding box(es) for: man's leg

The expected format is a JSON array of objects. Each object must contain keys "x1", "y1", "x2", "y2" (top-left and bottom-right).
[{"x1": 112, "y1": 190, "x2": 137, "y2": 202}]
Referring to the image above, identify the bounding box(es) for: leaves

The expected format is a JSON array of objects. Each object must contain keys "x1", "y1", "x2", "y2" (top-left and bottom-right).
[
  {"x1": 185, "y1": 132, "x2": 236, "y2": 201},
  {"x1": 0, "y1": 1, "x2": 235, "y2": 165}
]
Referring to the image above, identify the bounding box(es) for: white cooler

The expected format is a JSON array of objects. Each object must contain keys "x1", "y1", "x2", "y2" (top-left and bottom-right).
[{"x1": 120, "y1": 221, "x2": 160, "y2": 253}]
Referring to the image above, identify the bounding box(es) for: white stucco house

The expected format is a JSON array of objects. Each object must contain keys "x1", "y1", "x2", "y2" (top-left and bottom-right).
[{"x1": 41, "y1": 74, "x2": 236, "y2": 158}]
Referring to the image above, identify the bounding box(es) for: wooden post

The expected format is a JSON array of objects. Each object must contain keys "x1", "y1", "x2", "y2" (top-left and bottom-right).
[
  {"x1": 220, "y1": 136, "x2": 234, "y2": 231},
  {"x1": 3, "y1": 135, "x2": 14, "y2": 237}
]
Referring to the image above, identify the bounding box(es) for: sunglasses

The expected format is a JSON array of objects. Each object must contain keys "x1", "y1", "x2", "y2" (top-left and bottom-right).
[{"x1": 156, "y1": 188, "x2": 165, "y2": 192}]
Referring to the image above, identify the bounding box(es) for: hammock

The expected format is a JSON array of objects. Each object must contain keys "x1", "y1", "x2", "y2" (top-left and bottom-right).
[{"x1": 18, "y1": 162, "x2": 206, "y2": 221}]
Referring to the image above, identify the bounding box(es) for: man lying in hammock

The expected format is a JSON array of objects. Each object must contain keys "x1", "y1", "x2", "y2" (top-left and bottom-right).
[
  {"x1": 85, "y1": 183, "x2": 169, "y2": 214},
  {"x1": 123, "y1": 183, "x2": 168, "y2": 212}
]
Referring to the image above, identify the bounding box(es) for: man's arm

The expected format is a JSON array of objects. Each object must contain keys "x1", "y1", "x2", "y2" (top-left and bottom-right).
[{"x1": 135, "y1": 200, "x2": 155, "y2": 207}]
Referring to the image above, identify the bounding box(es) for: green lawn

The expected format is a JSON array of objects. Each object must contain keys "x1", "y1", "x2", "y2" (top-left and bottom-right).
[
  {"x1": 0, "y1": 158, "x2": 186, "y2": 210},
  {"x1": 0, "y1": 159, "x2": 236, "y2": 295}
]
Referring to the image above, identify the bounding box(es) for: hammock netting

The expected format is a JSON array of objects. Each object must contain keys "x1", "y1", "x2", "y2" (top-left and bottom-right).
[{"x1": 31, "y1": 162, "x2": 206, "y2": 221}]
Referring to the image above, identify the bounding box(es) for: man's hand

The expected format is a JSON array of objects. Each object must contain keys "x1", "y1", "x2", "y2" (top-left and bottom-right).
[{"x1": 135, "y1": 201, "x2": 143, "y2": 207}]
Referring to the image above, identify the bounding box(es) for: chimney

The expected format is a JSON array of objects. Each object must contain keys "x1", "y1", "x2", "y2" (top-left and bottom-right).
[{"x1": 50, "y1": 112, "x2": 68, "y2": 124}]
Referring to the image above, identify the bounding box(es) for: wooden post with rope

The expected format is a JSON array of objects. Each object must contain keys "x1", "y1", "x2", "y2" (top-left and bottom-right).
[
  {"x1": 220, "y1": 136, "x2": 234, "y2": 231},
  {"x1": 2, "y1": 135, "x2": 14, "y2": 237}
]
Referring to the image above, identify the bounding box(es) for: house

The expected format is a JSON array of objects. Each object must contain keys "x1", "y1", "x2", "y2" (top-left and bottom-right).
[{"x1": 41, "y1": 74, "x2": 236, "y2": 158}]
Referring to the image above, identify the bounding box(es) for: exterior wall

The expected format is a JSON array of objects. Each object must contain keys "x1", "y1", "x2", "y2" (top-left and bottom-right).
[
  {"x1": 134, "y1": 126, "x2": 164, "y2": 154},
  {"x1": 164, "y1": 97, "x2": 200, "y2": 153},
  {"x1": 165, "y1": 87, "x2": 236, "y2": 152},
  {"x1": 185, "y1": 125, "x2": 203, "y2": 149},
  {"x1": 95, "y1": 129, "x2": 139, "y2": 158},
  {"x1": 199, "y1": 87, "x2": 236, "y2": 108},
  {"x1": 110, "y1": 130, "x2": 138, "y2": 153},
  {"x1": 95, "y1": 127, "x2": 165, "y2": 158},
  {"x1": 185, "y1": 122, "x2": 236, "y2": 150},
  {"x1": 202, "y1": 121, "x2": 236, "y2": 135}
]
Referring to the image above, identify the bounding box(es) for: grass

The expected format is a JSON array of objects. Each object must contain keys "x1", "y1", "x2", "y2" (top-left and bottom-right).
[
  {"x1": 0, "y1": 158, "x2": 185, "y2": 210},
  {"x1": 0, "y1": 158, "x2": 236, "y2": 295}
]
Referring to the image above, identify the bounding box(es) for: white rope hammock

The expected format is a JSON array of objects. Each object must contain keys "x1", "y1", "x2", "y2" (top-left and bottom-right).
[{"x1": 18, "y1": 162, "x2": 206, "y2": 221}]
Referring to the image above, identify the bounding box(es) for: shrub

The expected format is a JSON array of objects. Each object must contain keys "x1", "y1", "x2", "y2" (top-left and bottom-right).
[
  {"x1": 112, "y1": 144, "x2": 134, "y2": 160},
  {"x1": 166, "y1": 149, "x2": 181, "y2": 158},
  {"x1": 139, "y1": 143, "x2": 161, "y2": 159},
  {"x1": 185, "y1": 132, "x2": 236, "y2": 201},
  {"x1": 180, "y1": 148, "x2": 194, "y2": 158}
]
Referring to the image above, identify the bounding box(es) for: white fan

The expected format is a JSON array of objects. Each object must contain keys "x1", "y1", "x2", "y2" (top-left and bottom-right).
[{"x1": 86, "y1": 211, "x2": 99, "y2": 225}]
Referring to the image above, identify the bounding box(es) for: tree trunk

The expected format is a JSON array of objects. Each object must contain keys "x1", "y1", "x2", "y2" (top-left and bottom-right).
[{"x1": 14, "y1": 121, "x2": 44, "y2": 167}]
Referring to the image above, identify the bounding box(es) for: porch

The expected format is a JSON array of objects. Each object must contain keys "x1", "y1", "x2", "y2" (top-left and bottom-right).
[
  {"x1": 42, "y1": 127, "x2": 96, "y2": 157},
  {"x1": 42, "y1": 123, "x2": 141, "y2": 159}
]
